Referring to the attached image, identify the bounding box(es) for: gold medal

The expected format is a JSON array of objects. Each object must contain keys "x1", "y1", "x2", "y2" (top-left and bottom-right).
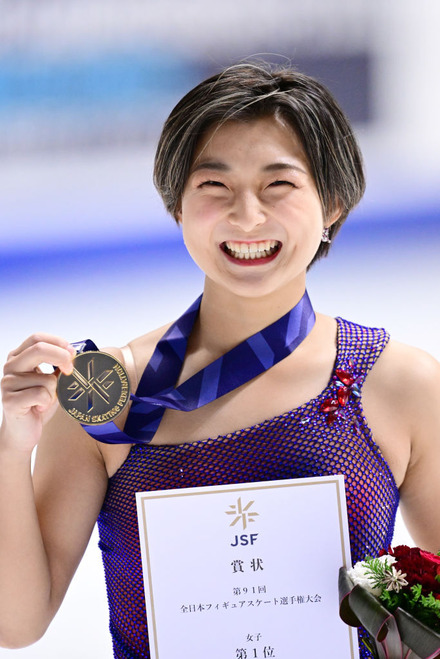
[{"x1": 57, "y1": 351, "x2": 130, "y2": 425}]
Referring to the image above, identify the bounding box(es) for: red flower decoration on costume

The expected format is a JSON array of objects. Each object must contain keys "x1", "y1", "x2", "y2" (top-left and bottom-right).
[{"x1": 320, "y1": 361, "x2": 363, "y2": 425}]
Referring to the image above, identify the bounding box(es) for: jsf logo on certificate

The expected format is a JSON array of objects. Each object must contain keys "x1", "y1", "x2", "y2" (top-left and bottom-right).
[
  {"x1": 226, "y1": 497, "x2": 264, "y2": 573},
  {"x1": 226, "y1": 497, "x2": 259, "y2": 546}
]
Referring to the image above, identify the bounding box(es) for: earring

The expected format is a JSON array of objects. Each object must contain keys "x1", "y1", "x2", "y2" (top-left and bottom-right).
[{"x1": 321, "y1": 227, "x2": 331, "y2": 243}]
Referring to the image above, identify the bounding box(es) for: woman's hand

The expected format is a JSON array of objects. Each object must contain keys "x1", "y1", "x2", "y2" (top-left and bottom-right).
[{"x1": 0, "y1": 334, "x2": 76, "y2": 454}]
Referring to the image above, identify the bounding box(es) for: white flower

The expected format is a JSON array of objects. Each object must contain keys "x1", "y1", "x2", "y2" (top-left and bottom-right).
[
  {"x1": 348, "y1": 562, "x2": 382, "y2": 596},
  {"x1": 347, "y1": 555, "x2": 397, "y2": 597}
]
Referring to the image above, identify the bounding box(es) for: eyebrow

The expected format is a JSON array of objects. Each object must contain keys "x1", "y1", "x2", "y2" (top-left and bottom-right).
[
  {"x1": 190, "y1": 161, "x2": 308, "y2": 175},
  {"x1": 191, "y1": 161, "x2": 229, "y2": 174},
  {"x1": 264, "y1": 162, "x2": 307, "y2": 175}
]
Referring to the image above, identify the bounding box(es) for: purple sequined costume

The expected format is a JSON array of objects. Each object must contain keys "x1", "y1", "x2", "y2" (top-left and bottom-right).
[{"x1": 97, "y1": 318, "x2": 399, "y2": 659}]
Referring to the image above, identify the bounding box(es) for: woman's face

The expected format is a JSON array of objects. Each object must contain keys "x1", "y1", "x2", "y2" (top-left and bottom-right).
[{"x1": 177, "y1": 115, "x2": 335, "y2": 300}]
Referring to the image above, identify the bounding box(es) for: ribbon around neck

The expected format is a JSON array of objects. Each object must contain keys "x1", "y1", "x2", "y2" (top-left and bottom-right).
[{"x1": 80, "y1": 290, "x2": 315, "y2": 444}]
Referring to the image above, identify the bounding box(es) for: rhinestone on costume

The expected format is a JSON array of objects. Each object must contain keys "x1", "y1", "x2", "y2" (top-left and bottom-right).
[
  {"x1": 321, "y1": 398, "x2": 339, "y2": 414},
  {"x1": 337, "y1": 387, "x2": 350, "y2": 406},
  {"x1": 335, "y1": 368, "x2": 354, "y2": 386},
  {"x1": 321, "y1": 361, "x2": 365, "y2": 425},
  {"x1": 327, "y1": 410, "x2": 339, "y2": 425}
]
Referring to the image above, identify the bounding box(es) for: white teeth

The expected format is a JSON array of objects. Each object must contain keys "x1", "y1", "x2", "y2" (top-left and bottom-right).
[{"x1": 224, "y1": 240, "x2": 279, "y2": 260}]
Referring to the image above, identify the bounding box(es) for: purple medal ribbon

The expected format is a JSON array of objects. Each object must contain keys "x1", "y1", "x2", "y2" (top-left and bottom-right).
[{"x1": 80, "y1": 290, "x2": 315, "y2": 444}]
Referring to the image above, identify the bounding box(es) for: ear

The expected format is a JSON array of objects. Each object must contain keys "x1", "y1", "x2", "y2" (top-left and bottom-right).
[
  {"x1": 175, "y1": 208, "x2": 182, "y2": 224},
  {"x1": 325, "y1": 201, "x2": 343, "y2": 229}
]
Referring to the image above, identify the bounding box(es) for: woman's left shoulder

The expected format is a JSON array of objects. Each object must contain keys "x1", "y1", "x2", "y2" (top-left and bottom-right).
[
  {"x1": 368, "y1": 338, "x2": 440, "y2": 412},
  {"x1": 376, "y1": 339, "x2": 439, "y2": 381}
]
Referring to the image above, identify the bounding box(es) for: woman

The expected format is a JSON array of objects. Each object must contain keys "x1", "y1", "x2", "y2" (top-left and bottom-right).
[{"x1": 1, "y1": 63, "x2": 439, "y2": 658}]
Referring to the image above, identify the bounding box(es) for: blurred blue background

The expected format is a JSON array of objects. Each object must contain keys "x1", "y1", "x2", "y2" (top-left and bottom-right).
[{"x1": 0, "y1": 1, "x2": 439, "y2": 656}]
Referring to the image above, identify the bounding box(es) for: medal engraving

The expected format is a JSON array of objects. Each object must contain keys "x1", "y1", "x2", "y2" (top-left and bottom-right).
[{"x1": 57, "y1": 351, "x2": 130, "y2": 425}]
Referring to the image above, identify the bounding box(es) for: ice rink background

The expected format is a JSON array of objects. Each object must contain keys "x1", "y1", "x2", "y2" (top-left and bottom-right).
[{"x1": 0, "y1": 1, "x2": 439, "y2": 657}]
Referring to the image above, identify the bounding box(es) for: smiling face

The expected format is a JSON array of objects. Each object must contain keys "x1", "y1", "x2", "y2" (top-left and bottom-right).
[{"x1": 178, "y1": 115, "x2": 337, "y2": 301}]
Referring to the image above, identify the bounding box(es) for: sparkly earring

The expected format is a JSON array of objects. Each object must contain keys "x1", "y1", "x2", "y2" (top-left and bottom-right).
[{"x1": 321, "y1": 227, "x2": 331, "y2": 243}]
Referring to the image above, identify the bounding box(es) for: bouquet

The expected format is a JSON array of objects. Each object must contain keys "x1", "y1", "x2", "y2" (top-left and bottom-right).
[{"x1": 339, "y1": 546, "x2": 440, "y2": 659}]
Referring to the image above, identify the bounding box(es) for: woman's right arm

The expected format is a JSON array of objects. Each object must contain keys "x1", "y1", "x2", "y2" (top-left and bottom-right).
[{"x1": 0, "y1": 334, "x2": 109, "y2": 648}]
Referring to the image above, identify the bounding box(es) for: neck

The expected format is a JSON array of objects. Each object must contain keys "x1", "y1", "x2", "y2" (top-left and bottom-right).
[{"x1": 193, "y1": 277, "x2": 308, "y2": 356}]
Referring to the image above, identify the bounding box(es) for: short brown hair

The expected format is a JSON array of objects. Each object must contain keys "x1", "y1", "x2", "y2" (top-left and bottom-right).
[{"x1": 154, "y1": 61, "x2": 365, "y2": 264}]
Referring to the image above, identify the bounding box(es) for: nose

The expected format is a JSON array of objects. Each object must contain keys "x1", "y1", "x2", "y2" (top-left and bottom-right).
[{"x1": 227, "y1": 191, "x2": 266, "y2": 232}]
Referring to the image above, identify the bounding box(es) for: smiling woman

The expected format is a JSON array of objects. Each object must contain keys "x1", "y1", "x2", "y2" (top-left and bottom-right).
[{"x1": 0, "y1": 61, "x2": 439, "y2": 659}]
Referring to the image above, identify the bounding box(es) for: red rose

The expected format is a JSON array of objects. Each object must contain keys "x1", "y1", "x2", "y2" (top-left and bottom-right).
[
  {"x1": 387, "y1": 546, "x2": 440, "y2": 596},
  {"x1": 420, "y1": 550, "x2": 440, "y2": 565}
]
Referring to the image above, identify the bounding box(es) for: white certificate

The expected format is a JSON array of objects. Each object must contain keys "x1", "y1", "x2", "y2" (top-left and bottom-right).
[{"x1": 136, "y1": 475, "x2": 359, "y2": 659}]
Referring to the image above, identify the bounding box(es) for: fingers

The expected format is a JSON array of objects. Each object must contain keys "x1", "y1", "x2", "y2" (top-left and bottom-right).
[
  {"x1": 2, "y1": 370, "x2": 58, "y2": 404},
  {"x1": 7, "y1": 333, "x2": 73, "y2": 358},
  {"x1": 2, "y1": 335, "x2": 75, "y2": 414},
  {"x1": 4, "y1": 335, "x2": 76, "y2": 378},
  {"x1": 1, "y1": 379, "x2": 57, "y2": 415},
  {"x1": 2, "y1": 356, "x2": 59, "y2": 418},
  {"x1": 1, "y1": 335, "x2": 75, "y2": 452}
]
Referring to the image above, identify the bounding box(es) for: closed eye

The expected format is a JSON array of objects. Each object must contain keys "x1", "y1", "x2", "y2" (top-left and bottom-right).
[
  {"x1": 199, "y1": 180, "x2": 226, "y2": 187},
  {"x1": 269, "y1": 180, "x2": 296, "y2": 187}
]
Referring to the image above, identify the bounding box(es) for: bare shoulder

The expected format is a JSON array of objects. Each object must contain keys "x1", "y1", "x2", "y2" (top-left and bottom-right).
[
  {"x1": 365, "y1": 338, "x2": 440, "y2": 453},
  {"x1": 366, "y1": 338, "x2": 440, "y2": 417},
  {"x1": 378, "y1": 339, "x2": 440, "y2": 449},
  {"x1": 107, "y1": 321, "x2": 173, "y2": 383}
]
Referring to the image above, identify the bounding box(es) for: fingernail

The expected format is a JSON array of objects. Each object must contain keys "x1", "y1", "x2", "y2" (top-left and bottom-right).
[{"x1": 62, "y1": 360, "x2": 74, "y2": 375}]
